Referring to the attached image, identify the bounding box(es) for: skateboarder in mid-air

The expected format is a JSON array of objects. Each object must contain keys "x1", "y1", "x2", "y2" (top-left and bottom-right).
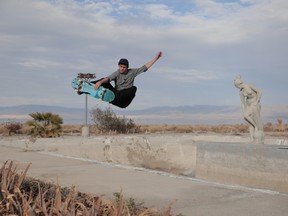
[{"x1": 92, "y1": 51, "x2": 162, "y2": 108}]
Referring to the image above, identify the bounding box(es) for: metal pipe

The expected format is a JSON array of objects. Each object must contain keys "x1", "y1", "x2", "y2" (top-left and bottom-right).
[{"x1": 85, "y1": 94, "x2": 88, "y2": 125}]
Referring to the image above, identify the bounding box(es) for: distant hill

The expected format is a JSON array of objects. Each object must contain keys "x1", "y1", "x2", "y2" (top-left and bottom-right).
[
  {"x1": 117, "y1": 105, "x2": 240, "y2": 115},
  {"x1": 115, "y1": 105, "x2": 243, "y2": 124},
  {"x1": 0, "y1": 105, "x2": 83, "y2": 115},
  {"x1": 0, "y1": 104, "x2": 287, "y2": 125}
]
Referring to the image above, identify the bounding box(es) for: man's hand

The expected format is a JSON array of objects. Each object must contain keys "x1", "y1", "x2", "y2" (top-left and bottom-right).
[
  {"x1": 156, "y1": 51, "x2": 162, "y2": 60},
  {"x1": 94, "y1": 77, "x2": 109, "y2": 90},
  {"x1": 94, "y1": 82, "x2": 101, "y2": 90},
  {"x1": 145, "y1": 51, "x2": 163, "y2": 69}
]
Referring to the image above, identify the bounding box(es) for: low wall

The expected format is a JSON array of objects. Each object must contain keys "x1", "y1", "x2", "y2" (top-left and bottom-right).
[
  {"x1": 1, "y1": 134, "x2": 288, "y2": 193},
  {"x1": 196, "y1": 142, "x2": 288, "y2": 193},
  {"x1": 1, "y1": 134, "x2": 197, "y2": 176}
]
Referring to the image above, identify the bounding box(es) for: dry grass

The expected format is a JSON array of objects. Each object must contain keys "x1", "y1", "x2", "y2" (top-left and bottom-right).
[
  {"x1": 1, "y1": 123, "x2": 288, "y2": 138},
  {"x1": 137, "y1": 124, "x2": 249, "y2": 134},
  {"x1": 59, "y1": 123, "x2": 288, "y2": 138},
  {"x1": 0, "y1": 160, "x2": 180, "y2": 216},
  {"x1": 64, "y1": 123, "x2": 288, "y2": 138}
]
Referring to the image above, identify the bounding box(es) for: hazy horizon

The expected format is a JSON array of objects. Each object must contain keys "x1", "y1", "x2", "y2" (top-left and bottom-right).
[{"x1": 0, "y1": 104, "x2": 286, "y2": 125}]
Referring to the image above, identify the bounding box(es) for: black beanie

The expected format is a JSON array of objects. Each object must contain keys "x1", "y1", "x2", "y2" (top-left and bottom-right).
[{"x1": 118, "y1": 58, "x2": 129, "y2": 68}]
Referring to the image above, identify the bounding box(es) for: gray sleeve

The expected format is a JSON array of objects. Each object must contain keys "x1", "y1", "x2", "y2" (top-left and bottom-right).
[
  {"x1": 132, "y1": 65, "x2": 148, "y2": 77},
  {"x1": 107, "y1": 71, "x2": 118, "y2": 81}
]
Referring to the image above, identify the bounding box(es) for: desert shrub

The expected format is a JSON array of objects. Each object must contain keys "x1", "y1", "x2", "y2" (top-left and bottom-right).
[
  {"x1": 26, "y1": 112, "x2": 63, "y2": 137},
  {"x1": 91, "y1": 107, "x2": 139, "y2": 133},
  {"x1": 234, "y1": 124, "x2": 248, "y2": 133},
  {"x1": 175, "y1": 125, "x2": 194, "y2": 133},
  {"x1": 3, "y1": 121, "x2": 23, "y2": 136},
  {"x1": 275, "y1": 118, "x2": 285, "y2": 131},
  {"x1": 138, "y1": 124, "x2": 251, "y2": 134},
  {"x1": 138, "y1": 124, "x2": 164, "y2": 133},
  {"x1": 264, "y1": 122, "x2": 273, "y2": 131},
  {"x1": 62, "y1": 124, "x2": 82, "y2": 135}
]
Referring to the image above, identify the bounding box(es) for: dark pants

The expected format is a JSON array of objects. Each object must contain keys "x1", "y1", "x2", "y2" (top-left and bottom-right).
[{"x1": 91, "y1": 79, "x2": 137, "y2": 108}]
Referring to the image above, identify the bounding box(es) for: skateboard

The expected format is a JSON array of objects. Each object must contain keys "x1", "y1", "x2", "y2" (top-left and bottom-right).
[{"x1": 72, "y1": 78, "x2": 115, "y2": 102}]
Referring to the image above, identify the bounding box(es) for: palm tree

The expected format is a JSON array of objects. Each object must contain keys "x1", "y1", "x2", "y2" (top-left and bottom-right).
[{"x1": 26, "y1": 112, "x2": 63, "y2": 137}]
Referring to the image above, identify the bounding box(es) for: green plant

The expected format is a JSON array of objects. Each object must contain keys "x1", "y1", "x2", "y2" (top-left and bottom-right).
[
  {"x1": 91, "y1": 106, "x2": 139, "y2": 133},
  {"x1": 26, "y1": 112, "x2": 63, "y2": 137},
  {"x1": 113, "y1": 192, "x2": 143, "y2": 214}
]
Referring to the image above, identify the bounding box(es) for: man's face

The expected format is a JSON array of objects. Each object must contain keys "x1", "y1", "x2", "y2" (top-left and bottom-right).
[{"x1": 118, "y1": 64, "x2": 128, "y2": 74}]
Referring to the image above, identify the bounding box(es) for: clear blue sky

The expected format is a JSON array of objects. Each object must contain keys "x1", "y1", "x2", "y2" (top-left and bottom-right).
[{"x1": 0, "y1": 0, "x2": 287, "y2": 111}]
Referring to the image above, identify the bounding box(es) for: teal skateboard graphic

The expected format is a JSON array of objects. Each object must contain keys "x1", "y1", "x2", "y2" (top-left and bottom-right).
[{"x1": 72, "y1": 77, "x2": 115, "y2": 102}]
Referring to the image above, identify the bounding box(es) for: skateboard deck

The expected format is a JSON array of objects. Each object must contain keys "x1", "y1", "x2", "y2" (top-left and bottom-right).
[{"x1": 72, "y1": 78, "x2": 115, "y2": 102}]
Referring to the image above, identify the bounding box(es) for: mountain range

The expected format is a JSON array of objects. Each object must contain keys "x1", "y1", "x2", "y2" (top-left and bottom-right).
[{"x1": 0, "y1": 104, "x2": 287, "y2": 125}]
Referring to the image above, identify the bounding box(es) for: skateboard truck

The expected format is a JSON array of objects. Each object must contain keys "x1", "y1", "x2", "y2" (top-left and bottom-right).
[
  {"x1": 77, "y1": 73, "x2": 96, "y2": 79},
  {"x1": 76, "y1": 73, "x2": 96, "y2": 94},
  {"x1": 100, "y1": 88, "x2": 107, "y2": 100},
  {"x1": 72, "y1": 75, "x2": 115, "y2": 102}
]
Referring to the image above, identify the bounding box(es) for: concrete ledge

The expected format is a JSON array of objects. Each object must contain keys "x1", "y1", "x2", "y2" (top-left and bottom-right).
[
  {"x1": 1, "y1": 134, "x2": 287, "y2": 193},
  {"x1": 196, "y1": 142, "x2": 288, "y2": 193},
  {"x1": 0, "y1": 134, "x2": 197, "y2": 176}
]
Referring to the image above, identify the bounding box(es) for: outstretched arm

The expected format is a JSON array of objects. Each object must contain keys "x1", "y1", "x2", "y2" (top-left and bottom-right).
[{"x1": 145, "y1": 51, "x2": 162, "y2": 69}]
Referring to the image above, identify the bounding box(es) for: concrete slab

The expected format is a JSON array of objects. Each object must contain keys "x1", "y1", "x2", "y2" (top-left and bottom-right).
[{"x1": 1, "y1": 134, "x2": 288, "y2": 216}]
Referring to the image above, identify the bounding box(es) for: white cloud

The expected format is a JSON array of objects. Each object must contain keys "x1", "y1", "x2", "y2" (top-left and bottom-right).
[
  {"x1": 158, "y1": 68, "x2": 226, "y2": 82},
  {"x1": 144, "y1": 4, "x2": 174, "y2": 19}
]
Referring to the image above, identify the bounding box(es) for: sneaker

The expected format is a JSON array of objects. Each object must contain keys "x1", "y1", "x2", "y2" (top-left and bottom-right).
[{"x1": 76, "y1": 89, "x2": 84, "y2": 95}]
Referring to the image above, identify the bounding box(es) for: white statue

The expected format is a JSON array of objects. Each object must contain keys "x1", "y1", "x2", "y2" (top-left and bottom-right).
[{"x1": 234, "y1": 75, "x2": 264, "y2": 144}]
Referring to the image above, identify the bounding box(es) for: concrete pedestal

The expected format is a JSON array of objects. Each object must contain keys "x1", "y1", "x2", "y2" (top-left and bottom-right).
[{"x1": 81, "y1": 125, "x2": 90, "y2": 137}]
